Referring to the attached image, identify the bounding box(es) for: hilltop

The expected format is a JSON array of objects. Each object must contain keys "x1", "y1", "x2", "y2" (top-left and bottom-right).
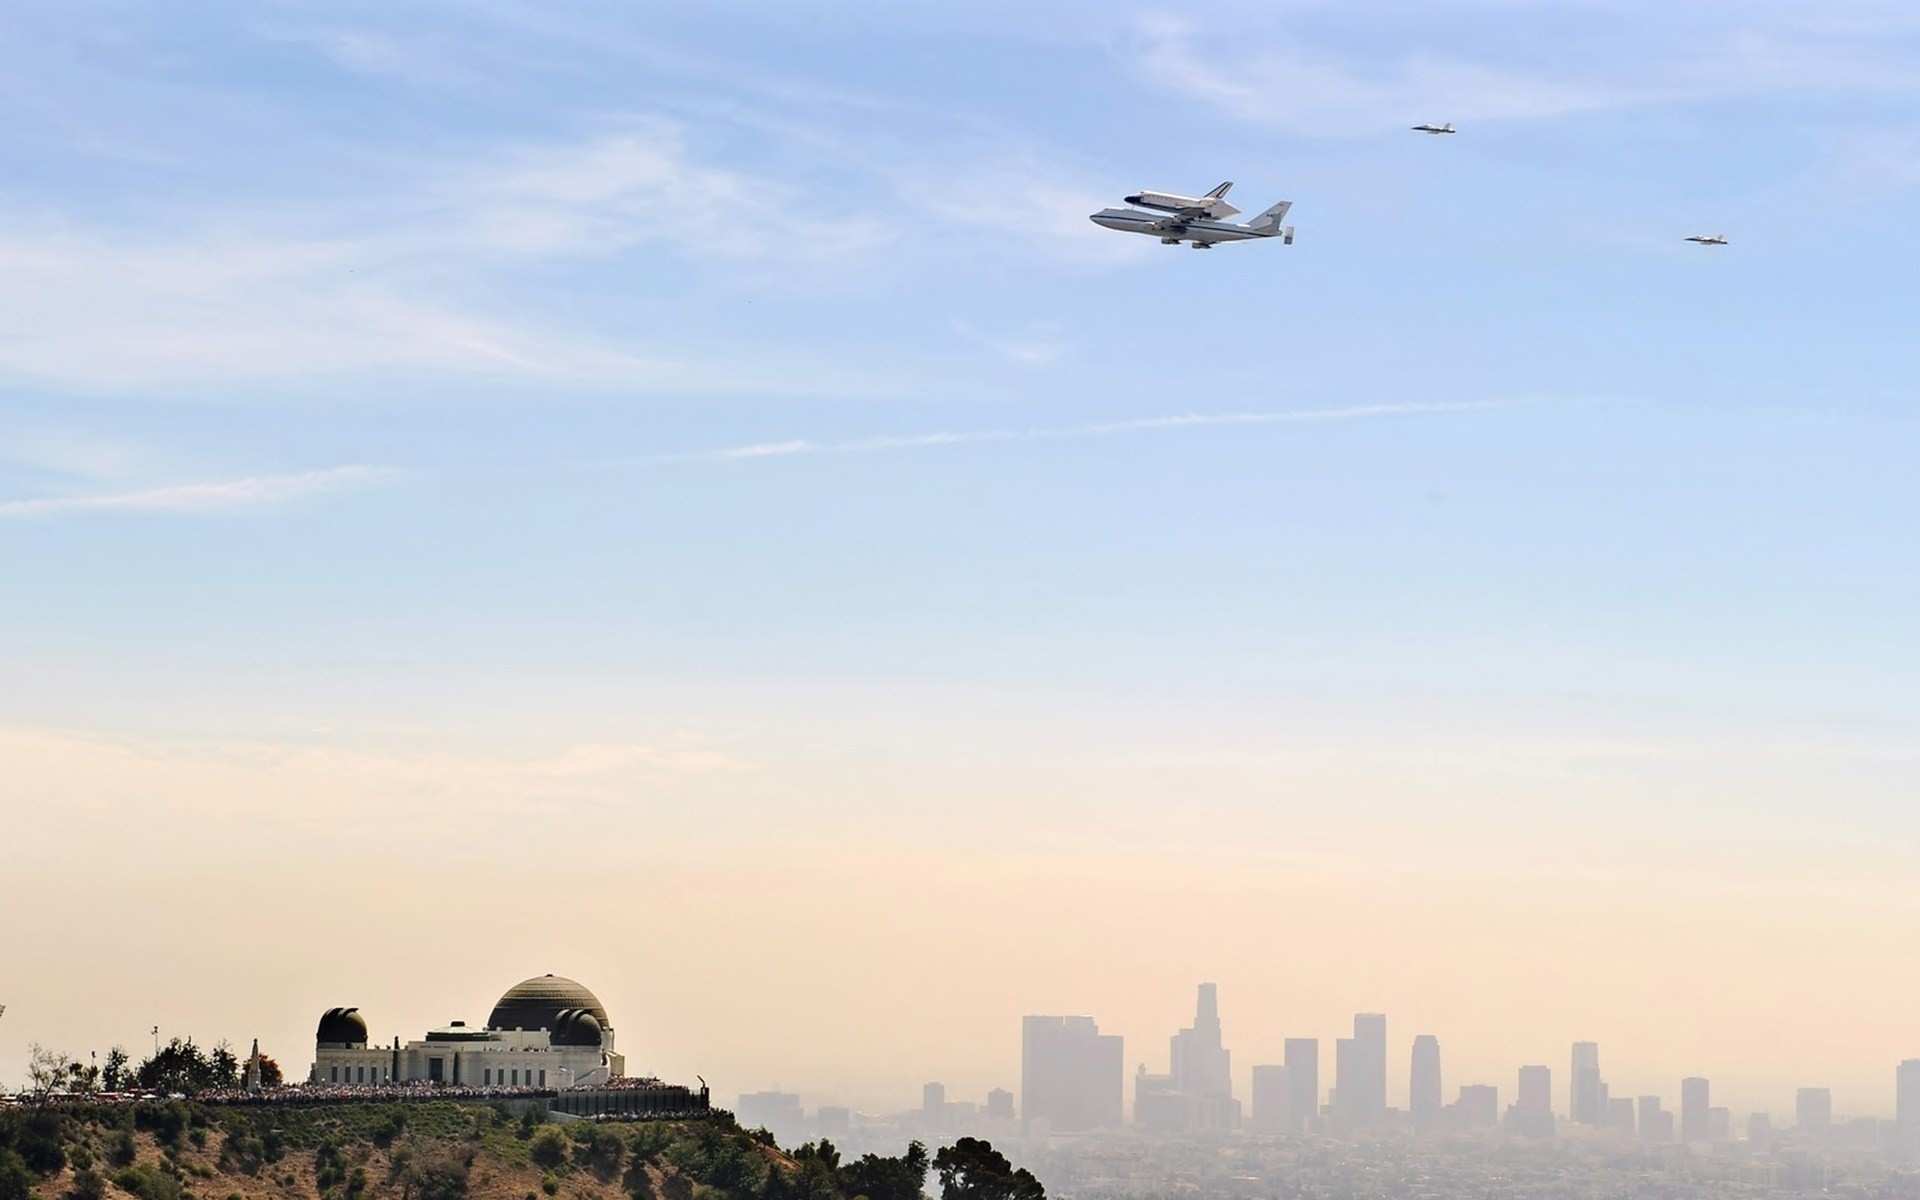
[{"x1": 0, "y1": 1101, "x2": 947, "y2": 1200}]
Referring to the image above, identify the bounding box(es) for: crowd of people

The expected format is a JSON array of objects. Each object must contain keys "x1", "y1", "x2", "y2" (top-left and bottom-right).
[{"x1": 9, "y1": 1076, "x2": 702, "y2": 1109}]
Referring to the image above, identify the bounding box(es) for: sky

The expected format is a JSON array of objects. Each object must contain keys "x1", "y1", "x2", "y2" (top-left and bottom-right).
[{"x1": 3, "y1": 0, "x2": 1920, "y2": 1121}]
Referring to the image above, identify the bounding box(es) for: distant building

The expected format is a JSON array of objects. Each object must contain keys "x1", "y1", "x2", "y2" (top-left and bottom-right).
[
  {"x1": 1796, "y1": 1087, "x2": 1832, "y2": 1134},
  {"x1": 1511, "y1": 1065, "x2": 1554, "y2": 1138},
  {"x1": 1709, "y1": 1106, "x2": 1730, "y2": 1141},
  {"x1": 311, "y1": 974, "x2": 625, "y2": 1089},
  {"x1": 1137, "y1": 984, "x2": 1240, "y2": 1131},
  {"x1": 1608, "y1": 1096, "x2": 1637, "y2": 1134},
  {"x1": 1332, "y1": 1038, "x2": 1355, "y2": 1122},
  {"x1": 1456, "y1": 1084, "x2": 1498, "y2": 1128},
  {"x1": 1251, "y1": 1064, "x2": 1291, "y2": 1133},
  {"x1": 815, "y1": 1106, "x2": 851, "y2": 1134},
  {"x1": 1637, "y1": 1096, "x2": 1668, "y2": 1144},
  {"x1": 1021, "y1": 1015, "x2": 1123, "y2": 1132},
  {"x1": 987, "y1": 1088, "x2": 1015, "y2": 1121},
  {"x1": 1747, "y1": 1112, "x2": 1772, "y2": 1152},
  {"x1": 1410, "y1": 1035, "x2": 1442, "y2": 1129},
  {"x1": 1681, "y1": 1077, "x2": 1711, "y2": 1143},
  {"x1": 1899, "y1": 1060, "x2": 1920, "y2": 1147},
  {"x1": 923, "y1": 1082, "x2": 947, "y2": 1129},
  {"x1": 1284, "y1": 1039, "x2": 1319, "y2": 1131},
  {"x1": 738, "y1": 1092, "x2": 807, "y2": 1146},
  {"x1": 1352, "y1": 1014, "x2": 1387, "y2": 1126},
  {"x1": 1570, "y1": 1042, "x2": 1602, "y2": 1124}
]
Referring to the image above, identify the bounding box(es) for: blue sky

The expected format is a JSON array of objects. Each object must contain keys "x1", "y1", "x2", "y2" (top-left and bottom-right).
[{"x1": 5, "y1": 0, "x2": 1920, "y2": 1109}]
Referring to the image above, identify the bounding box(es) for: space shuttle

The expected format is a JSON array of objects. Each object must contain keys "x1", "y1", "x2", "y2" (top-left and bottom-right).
[{"x1": 1122, "y1": 181, "x2": 1240, "y2": 221}]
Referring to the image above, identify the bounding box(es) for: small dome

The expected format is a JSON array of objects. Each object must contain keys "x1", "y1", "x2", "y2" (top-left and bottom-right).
[
  {"x1": 549, "y1": 1008, "x2": 604, "y2": 1048},
  {"x1": 316, "y1": 1007, "x2": 369, "y2": 1046},
  {"x1": 488, "y1": 974, "x2": 610, "y2": 1033}
]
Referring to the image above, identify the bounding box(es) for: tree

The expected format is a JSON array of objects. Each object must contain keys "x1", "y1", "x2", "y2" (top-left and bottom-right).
[
  {"x1": 26, "y1": 1044, "x2": 67, "y2": 1101},
  {"x1": 932, "y1": 1139, "x2": 1043, "y2": 1200},
  {"x1": 210, "y1": 1042, "x2": 240, "y2": 1090},
  {"x1": 836, "y1": 1142, "x2": 929, "y2": 1200},
  {"x1": 102, "y1": 1048, "x2": 131, "y2": 1093},
  {"x1": 256, "y1": 1055, "x2": 284, "y2": 1088}
]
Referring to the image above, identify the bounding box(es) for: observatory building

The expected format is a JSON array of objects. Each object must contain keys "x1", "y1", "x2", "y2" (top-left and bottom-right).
[{"x1": 312, "y1": 974, "x2": 627, "y2": 1088}]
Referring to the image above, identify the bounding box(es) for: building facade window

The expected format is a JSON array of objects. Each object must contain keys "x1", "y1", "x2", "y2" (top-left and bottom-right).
[
  {"x1": 330, "y1": 1066, "x2": 338, "y2": 1083},
  {"x1": 539, "y1": 1070, "x2": 547, "y2": 1086}
]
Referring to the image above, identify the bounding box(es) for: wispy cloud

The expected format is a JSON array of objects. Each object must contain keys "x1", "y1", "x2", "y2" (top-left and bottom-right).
[
  {"x1": 659, "y1": 399, "x2": 1505, "y2": 463},
  {"x1": 1131, "y1": 11, "x2": 1920, "y2": 136},
  {"x1": 0, "y1": 466, "x2": 392, "y2": 518},
  {"x1": 450, "y1": 118, "x2": 894, "y2": 265}
]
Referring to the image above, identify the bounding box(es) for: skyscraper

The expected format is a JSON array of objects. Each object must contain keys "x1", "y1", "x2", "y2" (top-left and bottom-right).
[
  {"x1": 1021, "y1": 1015, "x2": 1124, "y2": 1131},
  {"x1": 1409, "y1": 1035, "x2": 1442, "y2": 1129},
  {"x1": 1681, "y1": 1076, "x2": 1711, "y2": 1143},
  {"x1": 1332, "y1": 1037, "x2": 1355, "y2": 1122},
  {"x1": 1898, "y1": 1060, "x2": 1920, "y2": 1146},
  {"x1": 1250, "y1": 1064, "x2": 1291, "y2": 1133},
  {"x1": 1284, "y1": 1038, "x2": 1319, "y2": 1131},
  {"x1": 1512, "y1": 1065, "x2": 1554, "y2": 1138},
  {"x1": 1796, "y1": 1087, "x2": 1832, "y2": 1134},
  {"x1": 1570, "y1": 1042, "x2": 1602, "y2": 1124},
  {"x1": 1456, "y1": 1084, "x2": 1498, "y2": 1128},
  {"x1": 1353, "y1": 1013, "x2": 1387, "y2": 1125},
  {"x1": 923, "y1": 1081, "x2": 946, "y2": 1129},
  {"x1": 1138, "y1": 984, "x2": 1240, "y2": 1132}
]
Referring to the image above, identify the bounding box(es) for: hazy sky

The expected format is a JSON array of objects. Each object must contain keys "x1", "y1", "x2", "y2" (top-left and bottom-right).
[{"x1": 4, "y1": 0, "x2": 1920, "y2": 1120}]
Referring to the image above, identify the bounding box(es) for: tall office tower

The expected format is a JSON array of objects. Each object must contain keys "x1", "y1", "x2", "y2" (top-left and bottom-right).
[
  {"x1": 1899, "y1": 1060, "x2": 1920, "y2": 1145},
  {"x1": 1680, "y1": 1077, "x2": 1711, "y2": 1143},
  {"x1": 1709, "y1": 1107, "x2": 1730, "y2": 1141},
  {"x1": 1456, "y1": 1084, "x2": 1498, "y2": 1128},
  {"x1": 1747, "y1": 1112, "x2": 1772, "y2": 1152},
  {"x1": 1570, "y1": 1042, "x2": 1603, "y2": 1124},
  {"x1": 923, "y1": 1081, "x2": 946, "y2": 1128},
  {"x1": 1284, "y1": 1038, "x2": 1320, "y2": 1130},
  {"x1": 1021, "y1": 1015, "x2": 1125, "y2": 1131},
  {"x1": 1353, "y1": 1013, "x2": 1388, "y2": 1125},
  {"x1": 987, "y1": 1089, "x2": 1015, "y2": 1121},
  {"x1": 1409, "y1": 1035, "x2": 1442, "y2": 1129},
  {"x1": 1608, "y1": 1097, "x2": 1637, "y2": 1133},
  {"x1": 1332, "y1": 1038, "x2": 1356, "y2": 1122},
  {"x1": 1637, "y1": 1096, "x2": 1667, "y2": 1144},
  {"x1": 1513, "y1": 1065, "x2": 1554, "y2": 1138},
  {"x1": 1167, "y1": 983, "x2": 1239, "y2": 1130},
  {"x1": 1796, "y1": 1087, "x2": 1832, "y2": 1133},
  {"x1": 1251, "y1": 1064, "x2": 1291, "y2": 1133}
]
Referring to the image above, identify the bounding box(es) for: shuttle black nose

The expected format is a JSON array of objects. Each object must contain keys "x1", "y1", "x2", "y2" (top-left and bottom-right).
[{"x1": 1123, "y1": 195, "x2": 1144, "y2": 205}]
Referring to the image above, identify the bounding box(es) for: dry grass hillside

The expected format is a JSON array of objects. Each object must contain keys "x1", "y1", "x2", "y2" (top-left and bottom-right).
[{"x1": 0, "y1": 1102, "x2": 866, "y2": 1200}]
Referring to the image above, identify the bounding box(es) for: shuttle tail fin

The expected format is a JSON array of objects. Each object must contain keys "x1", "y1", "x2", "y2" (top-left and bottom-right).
[{"x1": 1205, "y1": 181, "x2": 1234, "y2": 199}]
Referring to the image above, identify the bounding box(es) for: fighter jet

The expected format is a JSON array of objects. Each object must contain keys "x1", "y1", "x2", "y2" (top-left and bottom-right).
[
  {"x1": 1685, "y1": 234, "x2": 1728, "y2": 245},
  {"x1": 1090, "y1": 186, "x2": 1295, "y2": 249},
  {"x1": 1412, "y1": 122, "x2": 1456, "y2": 135}
]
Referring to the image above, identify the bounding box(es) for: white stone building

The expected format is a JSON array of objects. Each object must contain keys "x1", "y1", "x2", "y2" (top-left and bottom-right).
[{"x1": 311, "y1": 974, "x2": 627, "y2": 1088}]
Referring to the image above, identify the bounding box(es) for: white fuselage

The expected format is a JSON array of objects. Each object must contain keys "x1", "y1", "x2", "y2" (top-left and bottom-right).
[{"x1": 1089, "y1": 207, "x2": 1270, "y2": 245}]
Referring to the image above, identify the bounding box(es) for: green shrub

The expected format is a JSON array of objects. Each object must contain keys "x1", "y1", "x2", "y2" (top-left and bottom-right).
[
  {"x1": 114, "y1": 1163, "x2": 185, "y2": 1200},
  {"x1": 528, "y1": 1129, "x2": 569, "y2": 1171},
  {"x1": 0, "y1": 1151, "x2": 35, "y2": 1200},
  {"x1": 541, "y1": 1176, "x2": 559, "y2": 1196},
  {"x1": 67, "y1": 1167, "x2": 107, "y2": 1200},
  {"x1": 110, "y1": 1130, "x2": 140, "y2": 1168}
]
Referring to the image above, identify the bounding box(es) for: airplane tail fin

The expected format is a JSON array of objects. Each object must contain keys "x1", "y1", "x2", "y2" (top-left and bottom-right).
[
  {"x1": 1205, "y1": 181, "x2": 1234, "y2": 199},
  {"x1": 1249, "y1": 200, "x2": 1293, "y2": 233}
]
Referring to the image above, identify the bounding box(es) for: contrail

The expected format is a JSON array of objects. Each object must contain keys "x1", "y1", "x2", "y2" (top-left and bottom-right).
[{"x1": 657, "y1": 399, "x2": 1508, "y2": 463}]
